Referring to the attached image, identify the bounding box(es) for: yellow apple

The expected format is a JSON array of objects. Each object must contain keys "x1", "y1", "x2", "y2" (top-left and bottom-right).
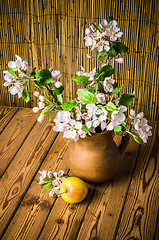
[{"x1": 60, "y1": 177, "x2": 88, "y2": 204}]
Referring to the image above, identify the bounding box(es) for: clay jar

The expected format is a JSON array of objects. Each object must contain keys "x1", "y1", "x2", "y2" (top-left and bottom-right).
[{"x1": 66, "y1": 131, "x2": 121, "y2": 183}]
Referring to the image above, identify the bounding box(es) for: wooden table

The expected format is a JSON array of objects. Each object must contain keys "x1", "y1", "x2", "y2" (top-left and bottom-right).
[{"x1": 0, "y1": 106, "x2": 158, "y2": 240}]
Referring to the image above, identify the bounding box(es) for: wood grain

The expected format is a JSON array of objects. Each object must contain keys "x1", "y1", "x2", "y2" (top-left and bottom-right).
[
  {"x1": 0, "y1": 0, "x2": 158, "y2": 120},
  {"x1": 0, "y1": 111, "x2": 58, "y2": 238},
  {"x1": 0, "y1": 108, "x2": 37, "y2": 177},
  {"x1": 76, "y1": 136, "x2": 140, "y2": 240},
  {"x1": 115, "y1": 122, "x2": 158, "y2": 240},
  {"x1": 0, "y1": 106, "x2": 18, "y2": 134}
]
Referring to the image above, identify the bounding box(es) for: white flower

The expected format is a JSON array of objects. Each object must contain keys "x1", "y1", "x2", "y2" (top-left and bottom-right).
[
  {"x1": 100, "y1": 19, "x2": 108, "y2": 28},
  {"x1": 88, "y1": 68, "x2": 96, "y2": 81},
  {"x1": 85, "y1": 36, "x2": 96, "y2": 50},
  {"x1": 86, "y1": 104, "x2": 98, "y2": 118},
  {"x1": 103, "y1": 77, "x2": 115, "y2": 93},
  {"x1": 51, "y1": 70, "x2": 61, "y2": 79},
  {"x1": 54, "y1": 111, "x2": 71, "y2": 123},
  {"x1": 97, "y1": 40, "x2": 110, "y2": 52},
  {"x1": 49, "y1": 190, "x2": 55, "y2": 197},
  {"x1": 107, "y1": 105, "x2": 127, "y2": 130},
  {"x1": 96, "y1": 93, "x2": 105, "y2": 103}
]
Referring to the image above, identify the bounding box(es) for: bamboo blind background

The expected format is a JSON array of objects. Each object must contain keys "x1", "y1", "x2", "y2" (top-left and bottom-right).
[{"x1": 0, "y1": 0, "x2": 158, "y2": 120}]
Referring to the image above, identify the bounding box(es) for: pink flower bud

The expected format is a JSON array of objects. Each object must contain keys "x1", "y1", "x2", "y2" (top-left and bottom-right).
[
  {"x1": 90, "y1": 24, "x2": 95, "y2": 31},
  {"x1": 115, "y1": 58, "x2": 124, "y2": 64},
  {"x1": 49, "y1": 67, "x2": 54, "y2": 73},
  {"x1": 38, "y1": 102, "x2": 45, "y2": 109},
  {"x1": 87, "y1": 53, "x2": 92, "y2": 59},
  {"x1": 39, "y1": 95, "x2": 45, "y2": 102},
  {"x1": 32, "y1": 107, "x2": 39, "y2": 113},
  {"x1": 34, "y1": 91, "x2": 39, "y2": 97},
  {"x1": 37, "y1": 114, "x2": 45, "y2": 123},
  {"x1": 55, "y1": 81, "x2": 62, "y2": 88}
]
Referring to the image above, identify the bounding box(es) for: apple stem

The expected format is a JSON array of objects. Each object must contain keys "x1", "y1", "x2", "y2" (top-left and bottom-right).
[{"x1": 60, "y1": 190, "x2": 68, "y2": 195}]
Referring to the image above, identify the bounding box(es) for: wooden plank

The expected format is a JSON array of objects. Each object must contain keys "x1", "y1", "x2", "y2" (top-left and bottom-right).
[
  {"x1": 0, "y1": 106, "x2": 18, "y2": 134},
  {"x1": 3, "y1": 132, "x2": 123, "y2": 240},
  {"x1": 0, "y1": 112, "x2": 58, "y2": 238},
  {"x1": 115, "y1": 122, "x2": 158, "y2": 240},
  {"x1": 2, "y1": 134, "x2": 71, "y2": 240},
  {"x1": 0, "y1": 108, "x2": 37, "y2": 177},
  {"x1": 76, "y1": 135, "x2": 140, "y2": 240},
  {"x1": 28, "y1": 136, "x2": 128, "y2": 240}
]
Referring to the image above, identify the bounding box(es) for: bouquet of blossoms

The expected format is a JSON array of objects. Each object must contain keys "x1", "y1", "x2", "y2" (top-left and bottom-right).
[{"x1": 3, "y1": 16, "x2": 152, "y2": 145}]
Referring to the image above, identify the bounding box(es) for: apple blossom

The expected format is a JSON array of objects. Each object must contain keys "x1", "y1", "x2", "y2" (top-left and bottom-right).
[
  {"x1": 32, "y1": 107, "x2": 39, "y2": 113},
  {"x1": 85, "y1": 28, "x2": 92, "y2": 36},
  {"x1": 100, "y1": 19, "x2": 108, "y2": 28},
  {"x1": 87, "y1": 53, "x2": 92, "y2": 59},
  {"x1": 96, "y1": 93, "x2": 106, "y2": 103},
  {"x1": 51, "y1": 70, "x2": 61, "y2": 79},
  {"x1": 37, "y1": 114, "x2": 45, "y2": 123},
  {"x1": 97, "y1": 39, "x2": 110, "y2": 52},
  {"x1": 39, "y1": 95, "x2": 45, "y2": 102},
  {"x1": 38, "y1": 102, "x2": 45, "y2": 109},
  {"x1": 115, "y1": 58, "x2": 124, "y2": 64},
  {"x1": 55, "y1": 81, "x2": 62, "y2": 88},
  {"x1": 34, "y1": 91, "x2": 39, "y2": 97},
  {"x1": 103, "y1": 77, "x2": 115, "y2": 93}
]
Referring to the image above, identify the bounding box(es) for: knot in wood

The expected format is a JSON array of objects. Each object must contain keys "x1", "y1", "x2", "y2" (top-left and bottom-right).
[
  {"x1": 55, "y1": 218, "x2": 64, "y2": 225},
  {"x1": 69, "y1": 205, "x2": 76, "y2": 211},
  {"x1": 40, "y1": 200, "x2": 52, "y2": 210},
  {"x1": 12, "y1": 187, "x2": 18, "y2": 195}
]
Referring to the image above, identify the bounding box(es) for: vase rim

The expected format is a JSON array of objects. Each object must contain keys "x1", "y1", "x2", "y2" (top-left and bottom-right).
[{"x1": 87, "y1": 130, "x2": 112, "y2": 138}]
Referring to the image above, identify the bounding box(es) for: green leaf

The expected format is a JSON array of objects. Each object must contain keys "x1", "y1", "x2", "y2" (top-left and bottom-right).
[
  {"x1": 114, "y1": 131, "x2": 127, "y2": 136},
  {"x1": 52, "y1": 86, "x2": 64, "y2": 95},
  {"x1": 72, "y1": 76, "x2": 90, "y2": 86},
  {"x1": 111, "y1": 85, "x2": 124, "y2": 97},
  {"x1": 42, "y1": 182, "x2": 52, "y2": 193},
  {"x1": 133, "y1": 135, "x2": 145, "y2": 145},
  {"x1": 92, "y1": 23, "x2": 102, "y2": 33},
  {"x1": 114, "y1": 125, "x2": 122, "y2": 132},
  {"x1": 41, "y1": 177, "x2": 53, "y2": 185},
  {"x1": 57, "y1": 94, "x2": 63, "y2": 104},
  {"x1": 34, "y1": 81, "x2": 47, "y2": 91},
  {"x1": 63, "y1": 174, "x2": 70, "y2": 178},
  {"x1": 30, "y1": 67, "x2": 36, "y2": 76},
  {"x1": 77, "y1": 89, "x2": 98, "y2": 104},
  {"x1": 22, "y1": 87, "x2": 30, "y2": 103},
  {"x1": 106, "y1": 16, "x2": 113, "y2": 23},
  {"x1": 8, "y1": 67, "x2": 18, "y2": 78},
  {"x1": 119, "y1": 93, "x2": 134, "y2": 108},
  {"x1": 35, "y1": 69, "x2": 52, "y2": 86},
  {"x1": 98, "y1": 84, "x2": 106, "y2": 94},
  {"x1": 49, "y1": 111, "x2": 52, "y2": 121},
  {"x1": 106, "y1": 102, "x2": 118, "y2": 111},
  {"x1": 19, "y1": 70, "x2": 26, "y2": 77},
  {"x1": 96, "y1": 49, "x2": 107, "y2": 57},
  {"x1": 62, "y1": 100, "x2": 77, "y2": 111},
  {"x1": 112, "y1": 82, "x2": 118, "y2": 89},
  {"x1": 41, "y1": 106, "x2": 50, "y2": 115},
  {"x1": 97, "y1": 104, "x2": 104, "y2": 109},
  {"x1": 128, "y1": 123, "x2": 132, "y2": 131},
  {"x1": 87, "y1": 87, "x2": 95, "y2": 93},
  {"x1": 82, "y1": 124, "x2": 90, "y2": 134},
  {"x1": 98, "y1": 65, "x2": 114, "y2": 80},
  {"x1": 113, "y1": 42, "x2": 128, "y2": 54},
  {"x1": 107, "y1": 47, "x2": 117, "y2": 57}
]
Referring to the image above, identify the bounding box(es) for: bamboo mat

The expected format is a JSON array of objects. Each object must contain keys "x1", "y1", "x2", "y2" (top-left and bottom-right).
[{"x1": 0, "y1": 0, "x2": 158, "y2": 120}]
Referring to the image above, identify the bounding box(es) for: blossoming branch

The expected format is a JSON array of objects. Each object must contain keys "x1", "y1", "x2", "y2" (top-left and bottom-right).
[{"x1": 3, "y1": 16, "x2": 152, "y2": 144}]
